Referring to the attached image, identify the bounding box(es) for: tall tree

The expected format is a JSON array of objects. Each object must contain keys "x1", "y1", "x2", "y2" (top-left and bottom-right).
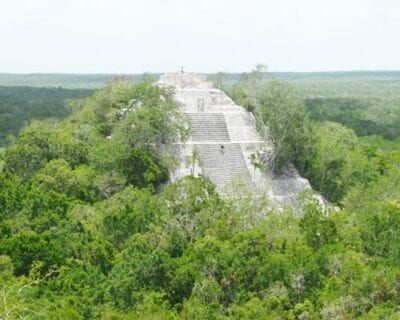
[{"x1": 258, "y1": 78, "x2": 313, "y2": 173}]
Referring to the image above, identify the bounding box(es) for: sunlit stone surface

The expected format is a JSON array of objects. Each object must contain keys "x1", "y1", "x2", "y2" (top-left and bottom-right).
[{"x1": 158, "y1": 72, "x2": 316, "y2": 207}]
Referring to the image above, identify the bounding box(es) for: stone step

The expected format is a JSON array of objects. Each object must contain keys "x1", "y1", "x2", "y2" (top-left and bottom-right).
[
  {"x1": 161, "y1": 73, "x2": 316, "y2": 206},
  {"x1": 197, "y1": 143, "x2": 252, "y2": 192},
  {"x1": 187, "y1": 113, "x2": 230, "y2": 142}
]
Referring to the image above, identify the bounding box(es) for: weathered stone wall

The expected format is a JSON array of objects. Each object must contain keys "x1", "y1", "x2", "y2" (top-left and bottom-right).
[{"x1": 158, "y1": 73, "x2": 316, "y2": 208}]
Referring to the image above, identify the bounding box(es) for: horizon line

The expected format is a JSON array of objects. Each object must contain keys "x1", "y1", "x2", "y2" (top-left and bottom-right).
[{"x1": 1, "y1": 69, "x2": 400, "y2": 75}]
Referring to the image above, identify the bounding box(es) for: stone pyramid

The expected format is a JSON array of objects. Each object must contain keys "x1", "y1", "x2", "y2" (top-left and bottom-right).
[{"x1": 158, "y1": 72, "x2": 314, "y2": 207}]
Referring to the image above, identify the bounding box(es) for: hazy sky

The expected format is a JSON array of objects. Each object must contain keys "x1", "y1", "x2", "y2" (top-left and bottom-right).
[{"x1": 1, "y1": 0, "x2": 399, "y2": 73}]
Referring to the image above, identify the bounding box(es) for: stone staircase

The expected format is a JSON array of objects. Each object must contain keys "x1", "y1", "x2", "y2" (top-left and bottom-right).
[
  {"x1": 158, "y1": 72, "x2": 319, "y2": 207},
  {"x1": 186, "y1": 111, "x2": 252, "y2": 192},
  {"x1": 197, "y1": 143, "x2": 252, "y2": 192},
  {"x1": 187, "y1": 113, "x2": 230, "y2": 142}
]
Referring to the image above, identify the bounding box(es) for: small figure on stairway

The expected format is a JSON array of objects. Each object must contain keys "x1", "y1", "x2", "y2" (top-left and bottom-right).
[{"x1": 220, "y1": 145, "x2": 224, "y2": 155}]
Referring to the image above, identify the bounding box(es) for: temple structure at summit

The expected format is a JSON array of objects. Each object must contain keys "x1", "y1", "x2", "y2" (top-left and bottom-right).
[{"x1": 157, "y1": 72, "x2": 314, "y2": 207}]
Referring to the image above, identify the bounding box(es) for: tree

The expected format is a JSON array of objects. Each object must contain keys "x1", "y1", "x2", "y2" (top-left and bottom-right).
[
  {"x1": 258, "y1": 78, "x2": 313, "y2": 173},
  {"x1": 227, "y1": 64, "x2": 266, "y2": 112},
  {"x1": 0, "y1": 173, "x2": 26, "y2": 221},
  {"x1": 98, "y1": 186, "x2": 162, "y2": 249},
  {"x1": 307, "y1": 122, "x2": 358, "y2": 202},
  {"x1": 3, "y1": 121, "x2": 57, "y2": 179},
  {"x1": 30, "y1": 159, "x2": 99, "y2": 203},
  {"x1": 160, "y1": 176, "x2": 222, "y2": 243},
  {"x1": 299, "y1": 198, "x2": 337, "y2": 250},
  {"x1": 0, "y1": 231, "x2": 65, "y2": 276},
  {"x1": 209, "y1": 71, "x2": 227, "y2": 90},
  {"x1": 106, "y1": 233, "x2": 173, "y2": 310}
]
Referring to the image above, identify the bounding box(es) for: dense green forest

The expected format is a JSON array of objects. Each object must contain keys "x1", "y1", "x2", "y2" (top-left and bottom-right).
[
  {"x1": 211, "y1": 70, "x2": 400, "y2": 141},
  {"x1": 292, "y1": 74, "x2": 400, "y2": 140},
  {"x1": 0, "y1": 86, "x2": 93, "y2": 146},
  {"x1": 0, "y1": 73, "x2": 399, "y2": 319},
  {"x1": 224, "y1": 67, "x2": 399, "y2": 202}
]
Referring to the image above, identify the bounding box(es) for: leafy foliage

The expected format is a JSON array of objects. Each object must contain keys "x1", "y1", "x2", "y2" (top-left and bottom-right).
[
  {"x1": 0, "y1": 76, "x2": 399, "y2": 319},
  {"x1": 258, "y1": 78, "x2": 313, "y2": 172}
]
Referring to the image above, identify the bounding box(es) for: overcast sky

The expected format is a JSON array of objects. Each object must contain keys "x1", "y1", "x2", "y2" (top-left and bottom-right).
[{"x1": 1, "y1": 0, "x2": 399, "y2": 73}]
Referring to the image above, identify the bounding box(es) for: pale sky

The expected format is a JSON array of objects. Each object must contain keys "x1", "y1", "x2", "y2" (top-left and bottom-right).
[{"x1": 1, "y1": 0, "x2": 399, "y2": 73}]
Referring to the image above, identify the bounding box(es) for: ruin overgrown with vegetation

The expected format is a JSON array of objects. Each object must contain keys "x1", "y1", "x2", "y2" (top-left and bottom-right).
[{"x1": 0, "y1": 71, "x2": 399, "y2": 319}]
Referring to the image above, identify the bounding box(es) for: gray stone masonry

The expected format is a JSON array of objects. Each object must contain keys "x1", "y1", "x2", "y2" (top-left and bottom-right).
[{"x1": 158, "y1": 72, "x2": 317, "y2": 207}]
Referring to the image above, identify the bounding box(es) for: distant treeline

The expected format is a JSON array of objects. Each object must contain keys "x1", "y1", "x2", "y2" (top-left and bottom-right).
[
  {"x1": 0, "y1": 74, "x2": 150, "y2": 89},
  {"x1": 305, "y1": 97, "x2": 400, "y2": 140},
  {"x1": 0, "y1": 71, "x2": 399, "y2": 149},
  {"x1": 209, "y1": 71, "x2": 400, "y2": 140},
  {"x1": 0, "y1": 86, "x2": 94, "y2": 146},
  {"x1": 2, "y1": 71, "x2": 400, "y2": 90}
]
